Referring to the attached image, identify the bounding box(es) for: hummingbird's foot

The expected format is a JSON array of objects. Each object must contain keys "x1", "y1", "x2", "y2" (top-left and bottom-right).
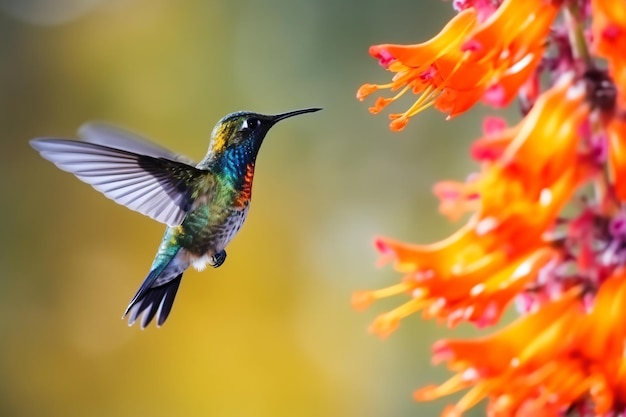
[{"x1": 209, "y1": 250, "x2": 227, "y2": 268}]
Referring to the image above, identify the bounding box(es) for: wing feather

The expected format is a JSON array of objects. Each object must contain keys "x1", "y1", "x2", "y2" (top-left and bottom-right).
[
  {"x1": 78, "y1": 122, "x2": 196, "y2": 165},
  {"x1": 30, "y1": 139, "x2": 206, "y2": 226}
]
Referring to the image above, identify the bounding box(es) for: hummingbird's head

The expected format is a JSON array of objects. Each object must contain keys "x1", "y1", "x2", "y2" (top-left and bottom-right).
[{"x1": 205, "y1": 108, "x2": 321, "y2": 164}]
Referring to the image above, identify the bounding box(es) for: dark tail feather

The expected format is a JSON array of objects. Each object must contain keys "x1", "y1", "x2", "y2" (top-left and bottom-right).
[{"x1": 124, "y1": 274, "x2": 183, "y2": 328}]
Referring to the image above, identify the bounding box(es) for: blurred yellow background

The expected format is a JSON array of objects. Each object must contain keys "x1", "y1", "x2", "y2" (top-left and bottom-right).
[{"x1": 0, "y1": 0, "x2": 495, "y2": 416}]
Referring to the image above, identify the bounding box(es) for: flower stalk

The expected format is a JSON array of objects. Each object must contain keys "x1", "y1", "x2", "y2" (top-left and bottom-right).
[{"x1": 355, "y1": 0, "x2": 626, "y2": 415}]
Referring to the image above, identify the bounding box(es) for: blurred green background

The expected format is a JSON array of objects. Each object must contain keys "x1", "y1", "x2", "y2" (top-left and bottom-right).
[{"x1": 0, "y1": 0, "x2": 496, "y2": 416}]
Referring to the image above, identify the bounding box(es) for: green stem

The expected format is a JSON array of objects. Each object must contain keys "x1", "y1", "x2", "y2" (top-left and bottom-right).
[{"x1": 564, "y1": 4, "x2": 593, "y2": 68}]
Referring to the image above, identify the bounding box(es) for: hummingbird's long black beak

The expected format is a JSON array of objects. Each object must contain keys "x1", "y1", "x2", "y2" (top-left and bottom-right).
[{"x1": 270, "y1": 108, "x2": 322, "y2": 123}]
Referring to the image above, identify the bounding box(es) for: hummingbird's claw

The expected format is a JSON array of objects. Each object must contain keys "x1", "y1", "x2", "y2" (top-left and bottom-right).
[{"x1": 209, "y1": 250, "x2": 227, "y2": 268}]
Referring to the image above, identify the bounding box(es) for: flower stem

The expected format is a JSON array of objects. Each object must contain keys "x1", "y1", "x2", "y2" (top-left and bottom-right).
[{"x1": 564, "y1": 3, "x2": 594, "y2": 69}]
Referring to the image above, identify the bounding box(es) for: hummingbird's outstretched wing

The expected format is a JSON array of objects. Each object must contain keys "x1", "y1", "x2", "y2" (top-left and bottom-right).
[
  {"x1": 78, "y1": 122, "x2": 196, "y2": 165},
  {"x1": 30, "y1": 139, "x2": 208, "y2": 226}
]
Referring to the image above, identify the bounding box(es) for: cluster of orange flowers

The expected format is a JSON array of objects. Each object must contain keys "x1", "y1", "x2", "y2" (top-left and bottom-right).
[{"x1": 355, "y1": 0, "x2": 626, "y2": 416}]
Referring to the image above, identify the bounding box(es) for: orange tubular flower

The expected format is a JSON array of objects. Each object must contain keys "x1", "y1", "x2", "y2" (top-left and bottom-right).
[
  {"x1": 416, "y1": 271, "x2": 626, "y2": 417},
  {"x1": 356, "y1": 0, "x2": 626, "y2": 416},
  {"x1": 607, "y1": 116, "x2": 626, "y2": 201},
  {"x1": 356, "y1": 0, "x2": 560, "y2": 130},
  {"x1": 591, "y1": 0, "x2": 626, "y2": 106},
  {"x1": 353, "y1": 78, "x2": 592, "y2": 336},
  {"x1": 592, "y1": 0, "x2": 626, "y2": 202}
]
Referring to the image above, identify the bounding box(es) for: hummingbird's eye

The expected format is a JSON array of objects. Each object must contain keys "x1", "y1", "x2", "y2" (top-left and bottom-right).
[{"x1": 241, "y1": 118, "x2": 260, "y2": 131}]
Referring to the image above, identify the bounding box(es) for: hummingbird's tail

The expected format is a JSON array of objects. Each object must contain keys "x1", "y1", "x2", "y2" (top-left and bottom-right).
[
  {"x1": 124, "y1": 271, "x2": 184, "y2": 329},
  {"x1": 123, "y1": 245, "x2": 189, "y2": 328}
]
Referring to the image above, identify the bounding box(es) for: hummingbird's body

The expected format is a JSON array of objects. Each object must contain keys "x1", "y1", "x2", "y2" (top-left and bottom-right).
[{"x1": 30, "y1": 108, "x2": 320, "y2": 328}]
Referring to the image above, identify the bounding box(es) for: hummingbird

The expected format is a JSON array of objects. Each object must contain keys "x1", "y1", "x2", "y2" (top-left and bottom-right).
[{"x1": 30, "y1": 108, "x2": 321, "y2": 328}]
